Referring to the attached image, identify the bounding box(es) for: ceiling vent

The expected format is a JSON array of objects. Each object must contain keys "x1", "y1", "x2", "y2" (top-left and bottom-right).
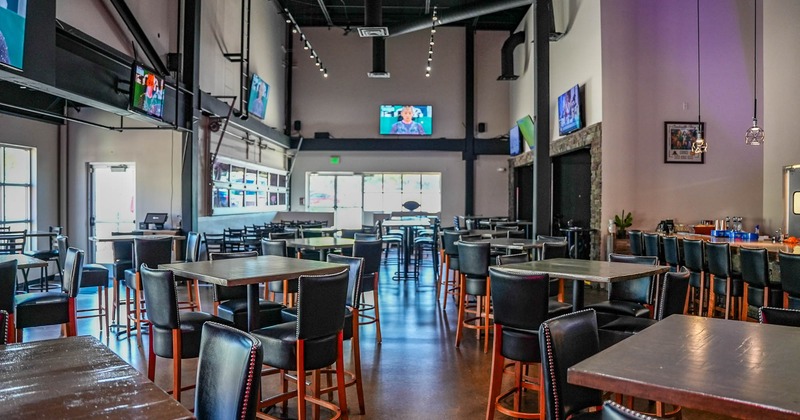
[
  {"x1": 367, "y1": 71, "x2": 391, "y2": 78},
  {"x1": 358, "y1": 27, "x2": 389, "y2": 37}
]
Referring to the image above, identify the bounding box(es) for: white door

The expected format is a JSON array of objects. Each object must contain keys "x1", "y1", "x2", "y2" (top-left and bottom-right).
[{"x1": 89, "y1": 163, "x2": 136, "y2": 263}]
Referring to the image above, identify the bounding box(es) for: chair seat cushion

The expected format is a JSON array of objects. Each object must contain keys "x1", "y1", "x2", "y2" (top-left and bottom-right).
[
  {"x1": 81, "y1": 264, "x2": 109, "y2": 288},
  {"x1": 281, "y1": 307, "x2": 354, "y2": 339},
  {"x1": 252, "y1": 322, "x2": 339, "y2": 371},
  {"x1": 152, "y1": 311, "x2": 231, "y2": 358},
  {"x1": 217, "y1": 298, "x2": 286, "y2": 331},
  {"x1": 548, "y1": 300, "x2": 573, "y2": 318},
  {"x1": 500, "y1": 326, "x2": 540, "y2": 363},
  {"x1": 465, "y1": 276, "x2": 488, "y2": 296},
  {"x1": 600, "y1": 316, "x2": 657, "y2": 335},
  {"x1": 268, "y1": 278, "x2": 299, "y2": 294},
  {"x1": 24, "y1": 249, "x2": 58, "y2": 260},
  {"x1": 585, "y1": 300, "x2": 650, "y2": 319},
  {"x1": 14, "y1": 292, "x2": 69, "y2": 328}
]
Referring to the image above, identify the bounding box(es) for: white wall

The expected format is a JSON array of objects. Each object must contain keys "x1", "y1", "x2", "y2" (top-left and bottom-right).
[{"x1": 475, "y1": 31, "x2": 511, "y2": 139}]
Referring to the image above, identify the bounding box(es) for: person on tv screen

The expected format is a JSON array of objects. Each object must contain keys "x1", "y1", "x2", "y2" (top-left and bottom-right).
[
  {"x1": 390, "y1": 105, "x2": 425, "y2": 135},
  {"x1": 250, "y1": 80, "x2": 267, "y2": 117},
  {"x1": 0, "y1": 30, "x2": 8, "y2": 65}
]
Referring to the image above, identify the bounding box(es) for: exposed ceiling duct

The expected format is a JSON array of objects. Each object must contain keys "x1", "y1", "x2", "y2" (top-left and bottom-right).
[
  {"x1": 497, "y1": 31, "x2": 525, "y2": 81},
  {"x1": 365, "y1": 0, "x2": 390, "y2": 78},
  {"x1": 386, "y1": 0, "x2": 532, "y2": 38}
]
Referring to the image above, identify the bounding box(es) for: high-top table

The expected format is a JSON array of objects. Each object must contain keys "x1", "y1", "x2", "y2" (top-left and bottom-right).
[
  {"x1": 569, "y1": 315, "x2": 800, "y2": 419},
  {"x1": 162, "y1": 255, "x2": 346, "y2": 331},
  {"x1": 285, "y1": 237, "x2": 355, "y2": 261},
  {"x1": 0, "y1": 335, "x2": 192, "y2": 418},
  {"x1": 0, "y1": 254, "x2": 48, "y2": 292},
  {"x1": 501, "y1": 258, "x2": 670, "y2": 310}
]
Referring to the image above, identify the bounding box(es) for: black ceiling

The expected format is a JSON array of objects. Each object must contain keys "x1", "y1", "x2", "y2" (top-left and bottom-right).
[{"x1": 280, "y1": 0, "x2": 529, "y2": 33}]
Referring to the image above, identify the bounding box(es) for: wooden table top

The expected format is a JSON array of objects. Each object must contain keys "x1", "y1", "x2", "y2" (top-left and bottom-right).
[
  {"x1": 285, "y1": 237, "x2": 355, "y2": 250},
  {"x1": 0, "y1": 335, "x2": 192, "y2": 419},
  {"x1": 0, "y1": 254, "x2": 48, "y2": 269},
  {"x1": 475, "y1": 238, "x2": 545, "y2": 249},
  {"x1": 161, "y1": 255, "x2": 347, "y2": 287},
  {"x1": 501, "y1": 258, "x2": 670, "y2": 283},
  {"x1": 89, "y1": 235, "x2": 185, "y2": 242},
  {"x1": 569, "y1": 315, "x2": 800, "y2": 419}
]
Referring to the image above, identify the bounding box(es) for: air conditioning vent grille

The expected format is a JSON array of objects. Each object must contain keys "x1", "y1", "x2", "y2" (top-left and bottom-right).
[{"x1": 358, "y1": 27, "x2": 389, "y2": 37}]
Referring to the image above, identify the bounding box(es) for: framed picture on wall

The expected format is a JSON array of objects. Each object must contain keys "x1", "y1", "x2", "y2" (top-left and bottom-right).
[{"x1": 665, "y1": 121, "x2": 705, "y2": 164}]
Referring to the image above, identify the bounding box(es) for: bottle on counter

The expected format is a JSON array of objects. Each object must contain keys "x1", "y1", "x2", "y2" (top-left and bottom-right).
[{"x1": 755, "y1": 224, "x2": 759, "y2": 235}]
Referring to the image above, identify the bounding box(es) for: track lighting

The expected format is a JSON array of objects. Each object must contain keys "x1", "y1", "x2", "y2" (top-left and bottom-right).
[
  {"x1": 285, "y1": 8, "x2": 328, "y2": 78},
  {"x1": 425, "y1": 7, "x2": 437, "y2": 77}
]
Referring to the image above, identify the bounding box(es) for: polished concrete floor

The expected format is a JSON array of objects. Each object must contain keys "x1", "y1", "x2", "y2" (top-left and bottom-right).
[{"x1": 22, "y1": 256, "x2": 734, "y2": 419}]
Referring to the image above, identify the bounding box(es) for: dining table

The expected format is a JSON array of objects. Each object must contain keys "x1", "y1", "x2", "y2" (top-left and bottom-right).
[
  {"x1": 161, "y1": 255, "x2": 346, "y2": 331},
  {"x1": 0, "y1": 254, "x2": 48, "y2": 292},
  {"x1": 0, "y1": 335, "x2": 192, "y2": 418},
  {"x1": 568, "y1": 315, "x2": 800, "y2": 419},
  {"x1": 285, "y1": 237, "x2": 355, "y2": 261},
  {"x1": 501, "y1": 258, "x2": 670, "y2": 310}
]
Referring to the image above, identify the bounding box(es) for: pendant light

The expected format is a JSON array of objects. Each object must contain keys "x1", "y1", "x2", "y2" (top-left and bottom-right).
[
  {"x1": 745, "y1": 0, "x2": 765, "y2": 145},
  {"x1": 691, "y1": 0, "x2": 707, "y2": 155}
]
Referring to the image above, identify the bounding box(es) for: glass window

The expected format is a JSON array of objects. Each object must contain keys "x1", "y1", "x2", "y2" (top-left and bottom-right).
[{"x1": 0, "y1": 145, "x2": 33, "y2": 231}]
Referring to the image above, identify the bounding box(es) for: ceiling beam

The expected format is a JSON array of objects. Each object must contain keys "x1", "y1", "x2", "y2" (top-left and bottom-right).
[
  {"x1": 317, "y1": 0, "x2": 334, "y2": 27},
  {"x1": 108, "y1": 0, "x2": 169, "y2": 75},
  {"x1": 387, "y1": 0, "x2": 531, "y2": 37}
]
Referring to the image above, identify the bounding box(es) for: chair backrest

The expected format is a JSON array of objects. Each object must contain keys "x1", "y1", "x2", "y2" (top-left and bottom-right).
[
  {"x1": 209, "y1": 251, "x2": 258, "y2": 302},
  {"x1": 0, "y1": 259, "x2": 18, "y2": 312},
  {"x1": 537, "y1": 235, "x2": 567, "y2": 242},
  {"x1": 185, "y1": 232, "x2": 201, "y2": 263},
  {"x1": 780, "y1": 251, "x2": 800, "y2": 297},
  {"x1": 133, "y1": 237, "x2": 173, "y2": 272},
  {"x1": 607, "y1": 253, "x2": 658, "y2": 304},
  {"x1": 705, "y1": 242, "x2": 732, "y2": 278},
  {"x1": 301, "y1": 229, "x2": 323, "y2": 239},
  {"x1": 57, "y1": 235, "x2": 69, "y2": 270},
  {"x1": 739, "y1": 247, "x2": 769, "y2": 288},
  {"x1": 339, "y1": 229, "x2": 362, "y2": 239},
  {"x1": 642, "y1": 233, "x2": 661, "y2": 261},
  {"x1": 682, "y1": 238, "x2": 704, "y2": 272},
  {"x1": 62, "y1": 247, "x2": 84, "y2": 298},
  {"x1": 507, "y1": 229, "x2": 527, "y2": 239},
  {"x1": 296, "y1": 269, "x2": 350, "y2": 341},
  {"x1": 353, "y1": 239, "x2": 382, "y2": 276},
  {"x1": 0, "y1": 309, "x2": 7, "y2": 346},
  {"x1": 539, "y1": 309, "x2": 603, "y2": 420},
  {"x1": 628, "y1": 230, "x2": 643, "y2": 256},
  {"x1": 542, "y1": 241, "x2": 568, "y2": 260},
  {"x1": 602, "y1": 401, "x2": 658, "y2": 420},
  {"x1": 655, "y1": 269, "x2": 690, "y2": 320},
  {"x1": 442, "y1": 230, "x2": 464, "y2": 256},
  {"x1": 195, "y1": 322, "x2": 263, "y2": 420},
  {"x1": 111, "y1": 231, "x2": 140, "y2": 264},
  {"x1": 662, "y1": 236, "x2": 681, "y2": 268},
  {"x1": 139, "y1": 265, "x2": 179, "y2": 330},
  {"x1": 489, "y1": 267, "x2": 550, "y2": 331},
  {"x1": 0, "y1": 230, "x2": 26, "y2": 255},
  {"x1": 758, "y1": 307, "x2": 800, "y2": 327},
  {"x1": 327, "y1": 254, "x2": 363, "y2": 308},
  {"x1": 457, "y1": 241, "x2": 491, "y2": 278},
  {"x1": 202, "y1": 233, "x2": 225, "y2": 259},
  {"x1": 496, "y1": 252, "x2": 529, "y2": 266},
  {"x1": 261, "y1": 239, "x2": 287, "y2": 257}
]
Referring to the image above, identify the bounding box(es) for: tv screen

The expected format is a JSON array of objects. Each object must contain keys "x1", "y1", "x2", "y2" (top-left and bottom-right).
[
  {"x1": 379, "y1": 105, "x2": 432, "y2": 136},
  {"x1": 130, "y1": 63, "x2": 165, "y2": 120},
  {"x1": 558, "y1": 84, "x2": 583, "y2": 135},
  {"x1": 516, "y1": 115, "x2": 535, "y2": 148},
  {"x1": 0, "y1": 1, "x2": 27, "y2": 70},
  {"x1": 509, "y1": 125, "x2": 521, "y2": 156},
  {"x1": 247, "y1": 73, "x2": 269, "y2": 119}
]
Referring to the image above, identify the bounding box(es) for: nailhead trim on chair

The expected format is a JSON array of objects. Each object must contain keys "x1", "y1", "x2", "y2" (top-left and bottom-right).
[
  {"x1": 0, "y1": 310, "x2": 7, "y2": 346},
  {"x1": 241, "y1": 341, "x2": 259, "y2": 420},
  {"x1": 604, "y1": 401, "x2": 657, "y2": 419},
  {"x1": 294, "y1": 269, "x2": 350, "y2": 337},
  {"x1": 758, "y1": 306, "x2": 800, "y2": 324}
]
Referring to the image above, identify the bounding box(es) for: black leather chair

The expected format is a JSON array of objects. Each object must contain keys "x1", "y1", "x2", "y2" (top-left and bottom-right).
[
  {"x1": 455, "y1": 240, "x2": 492, "y2": 353},
  {"x1": 24, "y1": 226, "x2": 62, "y2": 291},
  {"x1": 758, "y1": 306, "x2": 800, "y2": 327},
  {"x1": 123, "y1": 237, "x2": 173, "y2": 338},
  {"x1": 682, "y1": 239, "x2": 709, "y2": 316},
  {"x1": 628, "y1": 230, "x2": 643, "y2": 256},
  {"x1": 537, "y1": 235, "x2": 567, "y2": 242},
  {"x1": 194, "y1": 321, "x2": 263, "y2": 420},
  {"x1": 14, "y1": 247, "x2": 83, "y2": 342},
  {"x1": 541, "y1": 240, "x2": 568, "y2": 260},
  {"x1": 486, "y1": 266, "x2": 550, "y2": 419},
  {"x1": 602, "y1": 401, "x2": 658, "y2": 420},
  {"x1": 586, "y1": 254, "x2": 658, "y2": 327},
  {"x1": 642, "y1": 232, "x2": 662, "y2": 264},
  {"x1": 353, "y1": 238, "x2": 383, "y2": 343},
  {"x1": 353, "y1": 232, "x2": 379, "y2": 240},
  {"x1": 176, "y1": 231, "x2": 202, "y2": 312},
  {"x1": 740, "y1": 247, "x2": 782, "y2": 321},
  {"x1": 495, "y1": 252, "x2": 573, "y2": 318},
  {"x1": 539, "y1": 309, "x2": 604, "y2": 420},
  {"x1": 0, "y1": 259, "x2": 18, "y2": 343},
  {"x1": 139, "y1": 264, "x2": 232, "y2": 402},
  {"x1": 413, "y1": 221, "x2": 439, "y2": 280},
  {"x1": 269, "y1": 231, "x2": 297, "y2": 258},
  {"x1": 378, "y1": 220, "x2": 402, "y2": 268},
  {"x1": 662, "y1": 236, "x2": 682, "y2": 271},
  {"x1": 780, "y1": 251, "x2": 800, "y2": 309},
  {"x1": 110, "y1": 231, "x2": 139, "y2": 327},
  {"x1": 57, "y1": 236, "x2": 110, "y2": 335},
  {"x1": 439, "y1": 230, "x2": 465, "y2": 310},
  {"x1": 705, "y1": 242, "x2": 743, "y2": 319},
  {"x1": 261, "y1": 239, "x2": 298, "y2": 306},
  {"x1": 0, "y1": 231, "x2": 29, "y2": 291},
  {"x1": 209, "y1": 251, "x2": 285, "y2": 331},
  {"x1": 252, "y1": 269, "x2": 350, "y2": 420},
  {"x1": 0, "y1": 309, "x2": 7, "y2": 346}
]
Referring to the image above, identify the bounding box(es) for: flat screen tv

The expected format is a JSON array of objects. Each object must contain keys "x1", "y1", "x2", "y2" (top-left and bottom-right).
[
  {"x1": 516, "y1": 115, "x2": 535, "y2": 148},
  {"x1": 0, "y1": 2, "x2": 26, "y2": 70},
  {"x1": 379, "y1": 105, "x2": 432, "y2": 136},
  {"x1": 247, "y1": 73, "x2": 269, "y2": 119},
  {"x1": 557, "y1": 84, "x2": 583, "y2": 135},
  {"x1": 509, "y1": 125, "x2": 521, "y2": 156},
  {"x1": 130, "y1": 63, "x2": 166, "y2": 120}
]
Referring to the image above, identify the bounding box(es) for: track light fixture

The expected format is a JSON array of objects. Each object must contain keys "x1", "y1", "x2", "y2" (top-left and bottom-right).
[
  {"x1": 426, "y1": 6, "x2": 437, "y2": 78},
  {"x1": 284, "y1": 8, "x2": 328, "y2": 79}
]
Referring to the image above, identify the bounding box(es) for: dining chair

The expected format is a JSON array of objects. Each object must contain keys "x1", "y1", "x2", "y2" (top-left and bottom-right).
[
  {"x1": 194, "y1": 321, "x2": 263, "y2": 420},
  {"x1": 780, "y1": 250, "x2": 800, "y2": 309},
  {"x1": 455, "y1": 240, "x2": 492, "y2": 353},
  {"x1": 682, "y1": 238, "x2": 709, "y2": 316},
  {"x1": 586, "y1": 254, "x2": 658, "y2": 327},
  {"x1": 602, "y1": 401, "x2": 659, "y2": 420},
  {"x1": 110, "y1": 231, "x2": 139, "y2": 327},
  {"x1": 261, "y1": 239, "x2": 298, "y2": 306},
  {"x1": 174, "y1": 231, "x2": 202, "y2": 312},
  {"x1": 353, "y1": 238, "x2": 383, "y2": 343},
  {"x1": 495, "y1": 252, "x2": 572, "y2": 318},
  {"x1": 740, "y1": 247, "x2": 781, "y2": 321},
  {"x1": 439, "y1": 230, "x2": 464, "y2": 309},
  {"x1": 24, "y1": 226, "x2": 62, "y2": 291},
  {"x1": 642, "y1": 232, "x2": 662, "y2": 264},
  {"x1": 0, "y1": 231, "x2": 31, "y2": 291},
  {"x1": 758, "y1": 307, "x2": 800, "y2": 327},
  {"x1": 57, "y1": 236, "x2": 110, "y2": 335},
  {"x1": 627, "y1": 230, "x2": 643, "y2": 256},
  {"x1": 662, "y1": 236, "x2": 682, "y2": 272},
  {"x1": 122, "y1": 237, "x2": 173, "y2": 339},
  {"x1": 705, "y1": 242, "x2": 744, "y2": 320}
]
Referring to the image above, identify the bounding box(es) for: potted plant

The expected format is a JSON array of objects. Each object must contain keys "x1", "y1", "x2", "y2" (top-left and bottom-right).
[{"x1": 614, "y1": 210, "x2": 633, "y2": 239}]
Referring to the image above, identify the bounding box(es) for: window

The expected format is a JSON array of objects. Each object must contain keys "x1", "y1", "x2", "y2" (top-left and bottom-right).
[
  {"x1": 0, "y1": 145, "x2": 34, "y2": 232},
  {"x1": 311, "y1": 172, "x2": 441, "y2": 214},
  {"x1": 211, "y1": 156, "x2": 288, "y2": 215}
]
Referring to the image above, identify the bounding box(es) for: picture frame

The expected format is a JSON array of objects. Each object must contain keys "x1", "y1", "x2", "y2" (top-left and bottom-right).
[{"x1": 665, "y1": 121, "x2": 705, "y2": 164}]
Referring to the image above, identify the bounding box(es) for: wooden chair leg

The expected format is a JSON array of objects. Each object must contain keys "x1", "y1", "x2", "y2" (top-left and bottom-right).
[
  {"x1": 16, "y1": 328, "x2": 22, "y2": 343},
  {"x1": 741, "y1": 284, "x2": 749, "y2": 321},
  {"x1": 297, "y1": 340, "x2": 307, "y2": 420},
  {"x1": 455, "y1": 275, "x2": 466, "y2": 348},
  {"x1": 372, "y1": 273, "x2": 382, "y2": 343},
  {"x1": 485, "y1": 325, "x2": 504, "y2": 420},
  {"x1": 67, "y1": 297, "x2": 77, "y2": 337},
  {"x1": 194, "y1": 280, "x2": 202, "y2": 311},
  {"x1": 442, "y1": 255, "x2": 450, "y2": 309},
  {"x1": 724, "y1": 277, "x2": 732, "y2": 320},
  {"x1": 351, "y1": 314, "x2": 365, "y2": 414},
  {"x1": 173, "y1": 329, "x2": 182, "y2": 402},
  {"x1": 484, "y1": 278, "x2": 491, "y2": 354},
  {"x1": 147, "y1": 324, "x2": 156, "y2": 380},
  {"x1": 312, "y1": 370, "x2": 321, "y2": 420},
  {"x1": 7, "y1": 313, "x2": 16, "y2": 344},
  {"x1": 335, "y1": 333, "x2": 349, "y2": 420},
  {"x1": 103, "y1": 285, "x2": 110, "y2": 336}
]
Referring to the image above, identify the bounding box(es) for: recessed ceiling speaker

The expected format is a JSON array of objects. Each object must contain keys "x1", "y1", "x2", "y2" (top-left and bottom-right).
[
  {"x1": 478, "y1": 122, "x2": 487, "y2": 133},
  {"x1": 294, "y1": 120, "x2": 301, "y2": 131}
]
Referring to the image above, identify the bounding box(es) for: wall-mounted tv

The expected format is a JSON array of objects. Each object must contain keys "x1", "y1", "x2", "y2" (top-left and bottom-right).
[
  {"x1": 0, "y1": 1, "x2": 27, "y2": 70},
  {"x1": 516, "y1": 115, "x2": 535, "y2": 148},
  {"x1": 130, "y1": 63, "x2": 165, "y2": 120},
  {"x1": 509, "y1": 125, "x2": 521, "y2": 156},
  {"x1": 247, "y1": 73, "x2": 269, "y2": 119},
  {"x1": 379, "y1": 105, "x2": 432, "y2": 135},
  {"x1": 558, "y1": 84, "x2": 583, "y2": 135}
]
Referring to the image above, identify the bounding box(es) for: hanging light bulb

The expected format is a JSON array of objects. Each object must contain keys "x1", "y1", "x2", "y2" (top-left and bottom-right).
[
  {"x1": 745, "y1": 0, "x2": 764, "y2": 146},
  {"x1": 303, "y1": 42, "x2": 310, "y2": 50},
  {"x1": 323, "y1": 69, "x2": 328, "y2": 78},
  {"x1": 691, "y1": 0, "x2": 707, "y2": 155}
]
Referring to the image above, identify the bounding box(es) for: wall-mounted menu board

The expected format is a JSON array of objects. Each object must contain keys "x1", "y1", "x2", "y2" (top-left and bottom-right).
[{"x1": 211, "y1": 156, "x2": 288, "y2": 215}]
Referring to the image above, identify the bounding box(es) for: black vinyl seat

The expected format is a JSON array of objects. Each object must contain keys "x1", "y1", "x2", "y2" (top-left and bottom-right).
[
  {"x1": 251, "y1": 269, "x2": 351, "y2": 420},
  {"x1": 139, "y1": 264, "x2": 233, "y2": 402},
  {"x1": 353, "y1": 238, "x2": 383, "y2": 343},
  {"x1": 682, "y1": 239, "x2": 709, "y2": 316},
  {"x1": 705, "y1": 242, "x2": 744, "y2": 319},
  {"x1": 24, "y1": 226, "x2": 62, "y2": 291},
  {"x1": 642, "y1": 232, "x2": 662, "y2": 264},
  {"x1": 780, "y1": 251, "x2": 800, "y2": 309},
  {"x1": 0, "y1": 309, "x2": 7, "y2": 346},
  {"x1": 455, "y1": 240, "x2": 492, "y2": 353},
  {"x1": 0, "y1": 260, "x2": 16, "y2": 344},
  {"x1": 586, "y1": 254, "x2": 658, "y2": 326},
  {"x1": 662, "y1": 236, "x2": 682, "y2": 271},
  {"x1": 495, "y1": 252, "x2": 573, "y2": 318},
  {"x1": 758, "y1": 306, "x2": 800, "y2": 327},
  {"x1": 486, "y1": 266, "x2": 550, "y2": 419},
  {"x1": 194, "y1": 321, "x2": 263, "y2": 420},
  {"x1": 740, "y1": 247, "x2": 782, "y2": 321},
  {"x1": 262, "y1": 239, "x2": 298, "y2": 306},
  {"x1": 439, "y1": 230, "x2": 466, "y2": 310},
  {"x1": 57, "y1": 236, "x2": 110, "y2": 335},
  {"x1": 602, "y1": 401, "x2": 659, "y2": 420},
  {"x1": 628, "y1": 230, "x2": 643, "y2": 256},
  {"x1": 122, "y1": 237, "x2": 173, "y2": 338}
]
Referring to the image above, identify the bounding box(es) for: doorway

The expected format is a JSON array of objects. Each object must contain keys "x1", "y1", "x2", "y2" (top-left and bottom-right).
[
  {"x1": 88, "y1": 163, "x2": 136, "y2": 263},
  {"x1": 552, "y1": 149, "x2": 591, "y2": 232},
  {"x1": 513, "y1": 164, "x2": 533, "y2": 222},
  {"x1": 307, "y1": 173, "x2": 364, "y2": 229}
]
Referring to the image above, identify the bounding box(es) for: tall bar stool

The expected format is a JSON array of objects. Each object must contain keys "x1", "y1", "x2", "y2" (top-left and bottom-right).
[
  {"x1": 175, "y1": 232, "x2": 202, "y2": 312},
  {"x1": 662, "y1": 236, "x2": 682, "y2": 272},
  {"x1": 496, "y1": 252, "x2": 572, "y2": 318},
  {"x1": 439, "y1": 230, "x2": 465, "y2": 310},
  {"x1": 57, "y1": 236, "x2": 110, "y2": 335},
  {"x1": 261, "y1": 239, "x2": 298, "y2": 306},
  {"x1": 110, "y1": 232, "x2": 138, "y2": 330},
  {"x1": 779, "y1": 250, "x2": 800, "y2": 309},
  {"x1": 682, "y1": 239, "x2": 709, "y2": 316},
  {"x1": 455, "y1": 240, "x2": 492, "y2": 353},
  {"x1": 353, "y1": 238, "x2": 383, "y2": 343},
  {"x1": 705, "y1": 242, "x2": 744, "y2": 320},
  {"x1": 486, "y1": 267, "x2": 550, "y2": 419},
  {"x1": 628, "y1": 230, "x2": 643, "y2": 256},
  {"x1": 586, "y1": 254, "x2": 657, "y2": 327},
  {"x1": 642, "y1": 232, "x2": 662, "y2": 264},
  {"x1": 122, "y1": 237, "x2": 174, "y2": 339},
  {"x1": 740, "y1": 247, "x2": 781, "y2": 321}
]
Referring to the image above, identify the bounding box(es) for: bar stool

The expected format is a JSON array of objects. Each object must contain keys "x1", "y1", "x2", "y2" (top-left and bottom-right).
[
  {"x1": 705, "y1": 242, "x2": 743, "y2": 320},
  {"x1": 628, "y1": 230, "x2": 643, "y2": 256},
  {"x1": 682, "y1": 239, "x2": 709, "y2": 316},
  {"x1": 642, "y1": 232, "x2": 662, "y2": 264},
  {"x1": 740, "y1": 247, "x2": 781, "y2": 321},
  {"x1": 662, "y1": 236, "x2": 682, "y2": 272},
  {"x1": 261, "y1": 239, "x2": 298, "y2": 306},
  {"x1": 779, "y1": 250, "x2": 800, "y2": 309},
  {"x1": 123, "y1": 237, "x2": 174, "y2": 339},
  {"x1": 175, "y1": 232, "x2": 202, "y2": 312},
  {"x1": 455, "y1": 240, "x2": 492, "y2": 353},
  {"x1": 24, "y1": 226, "x2": 62, "y2": 291},
  {"x1": 496, "y1": 252, "x2": 572, "y2": 318},
  {"x1": 57, "y1": 236, "x2": 110, "y2": 335},
  {"x1": 353, "y1": 238, "x2": 383, "y2": 343},
  {"x1": 439, "y1": 230, "x2": 465, "y2": 310},
  {"x1": 413, "y1": 221, "x2": 439, "y2": 281}
]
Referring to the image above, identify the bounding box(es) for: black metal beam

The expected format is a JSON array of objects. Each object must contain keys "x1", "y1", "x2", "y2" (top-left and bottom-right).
[
  {"x1": 181, "y1": 0, "x2": 201, "y2": 233},
  {"x1": 200, "y1": 91, "x2": 291, "y2": 149},
  {"x1": 464, "y1": 25, "x2": 476, "y2": 216},
  {"x1": 387, "y1": 0, "x2": 532, "y2": 37},
  {"x1": 533, "y1": 0, "x2": 552, "y2": 238},
  {"x1": 109, "y1": 0, "x2": 169, "y2": 75}
]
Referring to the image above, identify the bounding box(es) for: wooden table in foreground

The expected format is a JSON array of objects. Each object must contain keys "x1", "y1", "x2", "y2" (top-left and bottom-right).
[
  {"x1": 0, "y1": 335, "x2": 192, "y2": 419},
  {"x1": 502, "y1": 258, "x2": 669, "y2": 310},
  {"x1": 569, "y1": 315, "x2": 800, "y2": 419},
  {"x1": 162, "y1": 255, "x2": 346, "y2": 331}
]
